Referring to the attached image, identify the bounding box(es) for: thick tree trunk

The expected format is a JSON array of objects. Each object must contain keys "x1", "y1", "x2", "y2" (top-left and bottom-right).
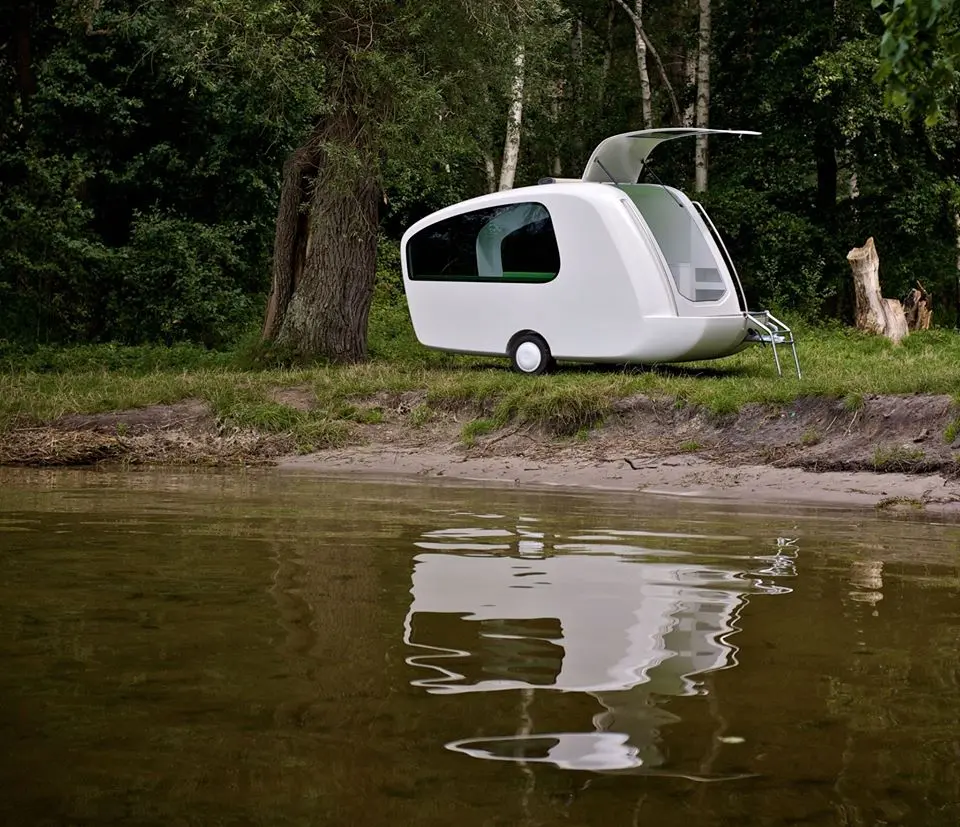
[
  {"x1": 694, "y1": 0, "x2": 710, "y2": 193},
  {"x1": 262, "y1": 147, "x2": 315, "y2": 341},
  {"x1": 633, "y1": 0, "x2": 653, "y2": 129},
  {"x1": 264, "y1": 112, "x2": 380, "y2": 363},
  {"x1": 847, "y1": 237, "x2": 909, "y2": 344},
  {"x1": 499, "y1": 44, "x2": 525, "y2": 191}
]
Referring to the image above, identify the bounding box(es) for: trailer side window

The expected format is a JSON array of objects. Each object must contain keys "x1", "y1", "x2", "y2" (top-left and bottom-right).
[{"x1": 408, "y1": 202, "x2": 560, "y2": 282}]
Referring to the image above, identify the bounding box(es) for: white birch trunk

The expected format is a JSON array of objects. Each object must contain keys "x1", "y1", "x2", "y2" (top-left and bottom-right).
[
  {"x1": 694, "y1": 0, "x2": 711, "y2": 193},
  {"x1": 634, "y1": 0, "x2": 653, "y2": 128},
  {"x1": 499, "y1": 44, "x2": 525, "y2": 191}
]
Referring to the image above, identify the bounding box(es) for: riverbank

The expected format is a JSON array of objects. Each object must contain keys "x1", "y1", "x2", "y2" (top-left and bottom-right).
[
  {"x1": 2, "y1": 329, "x2": 960, "y2": 511},
  {"x1": 3, "y1": 390, "x2": 958, "y2": 513}
]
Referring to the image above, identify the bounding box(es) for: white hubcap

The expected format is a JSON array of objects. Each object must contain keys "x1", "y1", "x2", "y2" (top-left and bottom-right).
[{"x1": 515, "y1": 341, "x2": 543, "y2": 373}]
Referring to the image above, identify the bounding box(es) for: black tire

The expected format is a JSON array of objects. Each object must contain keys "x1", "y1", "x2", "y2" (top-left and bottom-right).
[{"x1": 509, "y1": 333, "x2": 554, "y2": 375}]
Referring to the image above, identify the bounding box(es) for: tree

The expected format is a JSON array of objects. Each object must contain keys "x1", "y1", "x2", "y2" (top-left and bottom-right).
[
  {"x1": 161, "y1": 0, "x2": 565, "y2": 363},
  {"x1": 694, "y1": 0, "x2": 711, "y2": 192},
  {"x1": 873, "y1": 0, "x2": 960, "y2": 124}
]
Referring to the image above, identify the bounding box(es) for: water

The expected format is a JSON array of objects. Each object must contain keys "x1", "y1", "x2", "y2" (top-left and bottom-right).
[{"x1": 1, "y1": 469, "x2": 960, "y2": 826}]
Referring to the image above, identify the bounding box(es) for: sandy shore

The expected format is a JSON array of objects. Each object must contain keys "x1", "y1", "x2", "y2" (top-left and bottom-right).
[{"x1": 279, "y1": 446, "x2": 960, "y2": 513}]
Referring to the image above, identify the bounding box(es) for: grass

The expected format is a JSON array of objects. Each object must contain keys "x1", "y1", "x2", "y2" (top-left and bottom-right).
[
  {"x1": 945, "y1": 417, "x2": 960, "y2": 445},
  {"x1": 2, "y1": 307, "x2": 960, "y2": 445},
  {"x1": 871, "y1": 444, "x2": 927, "y2": 472}
]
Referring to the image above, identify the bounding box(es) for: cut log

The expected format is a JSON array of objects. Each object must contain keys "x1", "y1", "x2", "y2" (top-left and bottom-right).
[
  {"x1": 847, "y1": 237, "x2": 909, "y2": 344},
  {"x1": 903, "y1": 280, "x2": 933, "y2": 331}
]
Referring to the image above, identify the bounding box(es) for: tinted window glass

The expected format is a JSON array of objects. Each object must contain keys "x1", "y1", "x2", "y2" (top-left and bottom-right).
[{"x1": 408, "y1": 202, "x2": 560, "y2": 282}]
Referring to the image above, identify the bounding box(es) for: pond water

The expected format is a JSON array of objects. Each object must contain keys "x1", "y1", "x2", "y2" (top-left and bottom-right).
[{"x1": 2, "y1": 469, "x2": 960, "y2": 826}]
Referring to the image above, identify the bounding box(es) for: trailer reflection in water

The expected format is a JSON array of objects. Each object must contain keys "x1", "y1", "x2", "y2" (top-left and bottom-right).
[{"x1": 403, "y1": 523, "x2": 796, "y2": 772}]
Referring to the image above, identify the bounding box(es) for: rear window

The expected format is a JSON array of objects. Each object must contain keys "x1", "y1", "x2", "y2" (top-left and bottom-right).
[{"x1": 407, "y1": 202, "x2": 560, "y2": 282}]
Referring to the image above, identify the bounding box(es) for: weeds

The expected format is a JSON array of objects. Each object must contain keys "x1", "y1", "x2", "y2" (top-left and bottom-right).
[
  {"x1": 871, "y1": 444, "x2": 926, "y2": 472},
  {"x1": 801, "y1": 428, "x2": 822, "y2": 446},
  {"x1": 461, "y1": 418, "x2": 497, "y2": 446},
  {"x1": 945, "y1": 417, "x2": 960, "y2": 445}
]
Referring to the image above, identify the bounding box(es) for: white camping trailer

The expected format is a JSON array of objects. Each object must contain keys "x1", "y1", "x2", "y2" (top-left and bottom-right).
[{"x1": 400, "y1": 128, "x2": 801, "y2": 377}]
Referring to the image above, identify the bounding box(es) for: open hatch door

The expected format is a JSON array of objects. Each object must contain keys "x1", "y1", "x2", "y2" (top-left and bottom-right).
[{"x1": 581, "y1": 128, "x2": 760, "y2": 184}]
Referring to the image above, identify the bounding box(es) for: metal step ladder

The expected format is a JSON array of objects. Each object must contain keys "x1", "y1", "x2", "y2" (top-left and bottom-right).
[{"x1": 745, "y1": 311, "x2": 802, "y2": 379}]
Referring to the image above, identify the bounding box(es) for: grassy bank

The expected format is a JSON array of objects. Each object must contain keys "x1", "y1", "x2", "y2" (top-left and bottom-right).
[{"x1": 3, "y1": 315, "x2": 960, "y2": 453}]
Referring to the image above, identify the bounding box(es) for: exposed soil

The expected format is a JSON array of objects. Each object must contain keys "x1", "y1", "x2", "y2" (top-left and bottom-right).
[{"x1": 2, "y1": 392, "x2": 959, "y2": 511}]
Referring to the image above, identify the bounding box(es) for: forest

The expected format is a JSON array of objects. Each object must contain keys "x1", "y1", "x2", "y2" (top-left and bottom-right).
[{"x1": 2, "y1": 0, "x2": 959, "y2": 360}]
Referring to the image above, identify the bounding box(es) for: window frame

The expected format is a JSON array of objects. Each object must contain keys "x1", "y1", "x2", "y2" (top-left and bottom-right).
[{"x1": 407, "y1": 200, "x2": 562, "y2": 284}]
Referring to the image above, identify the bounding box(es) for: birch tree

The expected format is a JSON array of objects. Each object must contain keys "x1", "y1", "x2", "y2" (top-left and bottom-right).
[
  {"x1": 694, "y1": 0, "x2": 711, "y2": 192},
  {"x1": 633, "y1": 0, "x2": 653, "y2": 128},
  {"x1": 499, "y1": 44, "x2": 526, "y2": 190}
]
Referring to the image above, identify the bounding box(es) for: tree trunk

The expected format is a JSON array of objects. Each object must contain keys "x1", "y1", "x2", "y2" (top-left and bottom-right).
[
  {"x1": 483, "y1": 152, "x2": 497, "y2": 194},
  {"x1": 683, "y1": 36, "x2": 697, "y2": 127},
  {"x1": 613, "y1": 0, "x2": 681, "y2": 125},
  {"x1": 847, "y1": 237, "x2": 909, "y2": 344},
  {"x1": 550, "y1": 79, "x2": 563, "y2": 177},
  {"x1": 264, "y1": 111, "x2": 380, "y2": 363},
  {"x1": 694, "y1": 0, "x2": 711, "y2": 193},
  {"x1": 633, "y1": 0, "x2": 653, "y2": 129},
  {"x1": 903, "y1": 281, "x2": 932, "y2": 331},
  {"x1": 499, "y1": 44, "x2": 525, "y2": 191},
  {"x1": 262, "y1": 147, "x2": 315, "y2": 342},
  {"x1": 596, "y1": 10, "x2": 610, "y2": 94}
]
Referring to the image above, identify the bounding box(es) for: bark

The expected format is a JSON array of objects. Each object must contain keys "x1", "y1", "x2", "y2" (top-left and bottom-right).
[
  {"x1": 264, "y1": 110, "x2": 380, "y2": 363},
  {"x1": 550, "y1": 79, "x2": 563, "y2": 177},
  {"x1": 847, "y1": 237, "x2": 909, "y2": 344},
  {"x1": 613, "y1": 0, "x2": 681, "y2": 125},
  {"x1": 483, "y1": 152, "x2": 497, "y2": 194},
  {"x1": 633, "y1": 0, "x2": 653, "y2": 129},
  {"x1": 903, "y1": 281, "x2": 933, "y2": 331},
  {"x1": 262, "y1": 147, "x2": 315, "y2": 342},
  {"x1": 574, "y1": 16, "x2": 587, "y2": 158},
  {"x1": 499, "y1": 44, "x2": 525, "y2": 191},
  {"x1": 598, "y1": 6, "x2": 611, "y2": 93},
  {"x1": 683, "y1": 38, "x2": 697, "y2": 127},
  {"x1": 694, "y1": 0, "x2": 710, "y2": 193}
]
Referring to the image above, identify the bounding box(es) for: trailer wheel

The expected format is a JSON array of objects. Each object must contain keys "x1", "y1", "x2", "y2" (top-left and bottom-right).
[{"x1": 510, "y1": 333, "x2": 554, "y2": 375}]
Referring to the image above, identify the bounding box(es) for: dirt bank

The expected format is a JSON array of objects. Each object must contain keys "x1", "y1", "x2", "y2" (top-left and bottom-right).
[{"x1": 2, "y1": 392, "x2": 958, "y2": 512}]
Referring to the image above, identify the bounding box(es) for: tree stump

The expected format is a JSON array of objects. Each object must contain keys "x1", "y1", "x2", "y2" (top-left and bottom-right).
[
  {"x1": 903, "y1": 280, "x2": 933, "y2": 331},
  {"x1": 847, "y1": 237, "x2": 909, "y2": 344}
]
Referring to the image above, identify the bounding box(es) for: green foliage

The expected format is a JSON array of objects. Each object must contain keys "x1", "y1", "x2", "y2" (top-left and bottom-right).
[
  {"x1": 1, "y1": 1, "x2": 280, "y2": 346},
  {"x1": 872, "y1": 0, "x2": 960, "y2": 123}
]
